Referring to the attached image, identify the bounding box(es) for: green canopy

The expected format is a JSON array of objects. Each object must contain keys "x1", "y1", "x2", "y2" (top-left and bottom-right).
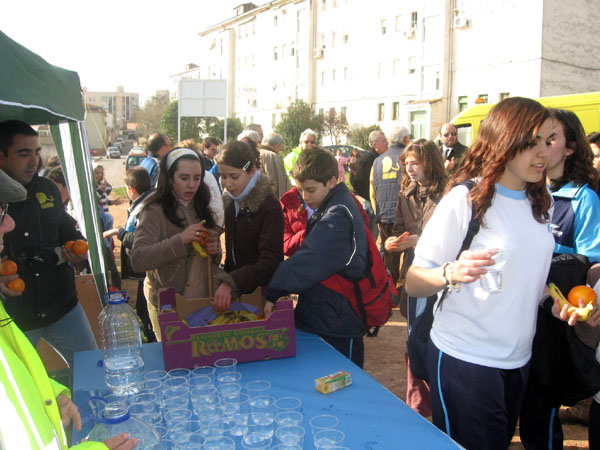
[{"x1": 0, "y1": 31, "x2": 106, "y2": 297}]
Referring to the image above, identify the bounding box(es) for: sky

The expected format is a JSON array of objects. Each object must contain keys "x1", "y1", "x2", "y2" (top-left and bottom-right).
[{"x1": 1, "y1": 0, "x2": 261, "y2": 104}]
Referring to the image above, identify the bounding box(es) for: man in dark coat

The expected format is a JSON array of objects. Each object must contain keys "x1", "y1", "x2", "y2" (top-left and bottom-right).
[{"x1": 438, "y1": 123, "x2": 468, "y2": 174}]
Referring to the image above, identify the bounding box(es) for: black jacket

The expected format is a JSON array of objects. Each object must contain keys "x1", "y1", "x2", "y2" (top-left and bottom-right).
[
  {"x1": 351, "y1": 148, "x2": 379, "y2": 200},
  {"x1": 2, "y1": 176, "x2": 83, "y2": 330}
]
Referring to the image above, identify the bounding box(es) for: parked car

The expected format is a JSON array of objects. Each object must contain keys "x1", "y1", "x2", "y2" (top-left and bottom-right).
[
  {"x1": 125, "y1": 148, "x2": 146, "y2": 171},
  {"x1": 323, "y1": 144, "x2": 369, "y2": 159},
  {"x1": 107, "y1": 146, "x2": 121, "y2": 159}
]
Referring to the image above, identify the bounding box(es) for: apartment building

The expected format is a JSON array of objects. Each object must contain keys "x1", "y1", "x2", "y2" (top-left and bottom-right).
[
  {"x1": 179, "y1": 0, "x2": 600, "y2": 141},
  {"x1": 84, "y1": 86, "x2": 139, "y2": 130}
]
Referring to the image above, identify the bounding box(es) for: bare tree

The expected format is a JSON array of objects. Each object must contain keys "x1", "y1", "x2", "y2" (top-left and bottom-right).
[{"x1": 322, "y1": 109, "x2": 350, "y2": 145}]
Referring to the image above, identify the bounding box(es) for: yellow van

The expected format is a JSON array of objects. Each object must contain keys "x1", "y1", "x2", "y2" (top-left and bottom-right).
[{"x1": 452, "y1": 92, "x2": 600, "y2": 146}]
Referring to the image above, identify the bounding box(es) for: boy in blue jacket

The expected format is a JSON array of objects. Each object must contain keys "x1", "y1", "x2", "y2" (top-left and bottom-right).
[{"x1": 265, "y1": 147, "x2": 369, "y2": 367}]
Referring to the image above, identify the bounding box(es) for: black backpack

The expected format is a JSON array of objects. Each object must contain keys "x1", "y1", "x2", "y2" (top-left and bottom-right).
[{"x1": 406, "y1": 181, "x2": 480, "y2": 382}]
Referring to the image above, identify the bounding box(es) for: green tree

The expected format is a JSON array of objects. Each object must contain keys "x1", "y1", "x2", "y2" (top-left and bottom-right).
[
  {"x1": 275, "y1": 99, "x2": 323, "y2": 153},
  {"x1": 322, "y1": 110, "x2": 350, "y2": 145},
  {"x1": 135, "y1": 93, "x2": 170, "y2": 139},
  {"x1": 160, "y1": 101, "x2": 204, "y2": 143},
  {"x1": 207, "y1": 117, "x2": 244, "y2": 142},
  {"x1": 349, "y1": 124, "x2": 381, "y2": 151}
]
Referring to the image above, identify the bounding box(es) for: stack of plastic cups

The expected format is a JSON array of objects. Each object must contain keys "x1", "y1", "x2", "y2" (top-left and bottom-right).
[
  {"x1": 310, "y1": 414, "x2": 346, "y2": 450},
  {"x1": 274, "y1": 396, "x2": 303, "y2": 448}
]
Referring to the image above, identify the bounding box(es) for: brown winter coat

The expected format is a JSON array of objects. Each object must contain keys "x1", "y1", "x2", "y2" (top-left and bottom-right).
[
  {"x1": 131, "y1": 200, "x2": 222, "y2": 307},
  {"x1": 218, "y1": 174, "x2": 284, "y2": 299},
  {"x1": 392, "y1": 181, "x2": 444, "y2": 297}
]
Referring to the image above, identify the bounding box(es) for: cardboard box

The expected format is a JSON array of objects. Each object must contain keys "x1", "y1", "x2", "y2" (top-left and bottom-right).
[{"x1": 158, "y1": 287, "x2": 296, "y2": 370}]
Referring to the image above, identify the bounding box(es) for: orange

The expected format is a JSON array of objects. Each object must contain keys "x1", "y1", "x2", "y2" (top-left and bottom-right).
[
  {"x1": 0, "y1": 260, "x2": 18, "y2": 276},
  {"x1": 71, "y1": 240, "x2": 89, "y2": 255},
  {"x1": 6, "y1": 278, "x2": 25, "y2": 293},
  {"x1": 567, "y1": 285, "x2": 597, "y2": 308},
  {"x1": 64, "y1": 241, "x2": 74, "y2": 249}
]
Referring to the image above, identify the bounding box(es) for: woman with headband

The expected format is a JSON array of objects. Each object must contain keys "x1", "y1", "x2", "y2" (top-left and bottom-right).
[
  {"x1": 212, "y1": 139, "x2": 284, "y2": 315},
  {"x1": 131, "y1": 147, "x2": 220, "y2": 341}
]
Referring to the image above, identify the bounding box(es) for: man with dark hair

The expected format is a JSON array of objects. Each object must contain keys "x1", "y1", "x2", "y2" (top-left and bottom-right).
[
  {"x1": 140, "y1": 132, "x2": 171, "y2": 187},
  {"x1": 0, "y1": 120, "x2": 97, "y2": 368},
  {"x1": 201, "y1": 136, "x2": 220, "y2": 170}
]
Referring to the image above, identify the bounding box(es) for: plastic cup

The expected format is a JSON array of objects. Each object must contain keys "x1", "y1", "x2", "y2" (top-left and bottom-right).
[
  {"x1": 314, "y1": 428, "x2": 345, "y2": 449},
  {"x1": 168, "y1": 367, "x2": 192, "y2": 379},
  {"x1": 164, "y1": 408, "x2": 192, "y2": 428},
  {"x1": 271, "y1": 446, "x2": 302, "y2": 450},
  {"x1": 480, "y1": 269, "x2": 502, "y2": 292},
  {"x1": 214, "y1": 358, "x2": 238, "y2": 376},
  {"x1": 241, "y1": 430, "x2": 272, "y2": 449},
  {"x1": 276, "y1": 425, "x2": 305, "y2": 447},
  {"x1": 129, "y1": 401, "x2": 153, "y2": 417},
  {"x1": 275, "y1": 410, "x2": 303, "y2": 427},
  {"x1": 250, "y1": 395, "x2": 275, "y2": 438},
  {"x1": 144, "y1": 369, "x2": 167, "y2": 382},
  {"x1": 192, "y1": 365, "x2": 216, "y2": 382},
  {"x1": 179, "y1": 433, "x2": 206, "y2": 450},
  {"x1": 309, "y1": 414, "x2": 339, "y2": 436},
  {"x1": 154, "y1": 424, "x2": 168, "y2": 439},
  {"x1": 190, "y1": 374, "x2": 214, "y2": 389},
  {"x1": 218, "y1": 382, "x2": 242, "y2": 400},
  {"x1": 217, "y1": 371, "x2": 242, "y2": 385},
  {"x1": 199, "y1": 409, "x2": 225, "y2": 437},
  {"x1": 223, "y1": 392, "x2": 250, "y2": 437},
  {"x1": 203, "y1": 435, "x2": 235, "y2": 450},
  {"x1": 275, "y1": 396, "x2": 301, "y2": 413},
  {"x1": 132, "y1": 392, "x2": 157, "y2": 405},
  {"x1": 163, "y1": 376, "x2": 189, "y2": 389},
  {"x1": 245, "y1": 380, "x2": 271, "y2": 398}
]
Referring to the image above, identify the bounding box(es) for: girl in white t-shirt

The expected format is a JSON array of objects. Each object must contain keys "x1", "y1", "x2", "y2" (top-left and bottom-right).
[{"x1": 405, "y1": 97, "x2": 577, "y2": 450}]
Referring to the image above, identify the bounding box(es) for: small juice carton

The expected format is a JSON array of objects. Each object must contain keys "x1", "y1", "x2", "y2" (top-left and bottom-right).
[{"x1": 315, "y1": 370, "x2": 352, "y2": 394}]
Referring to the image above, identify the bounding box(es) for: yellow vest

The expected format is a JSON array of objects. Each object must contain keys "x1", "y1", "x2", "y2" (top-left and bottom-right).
[{"x1": 0, "y1": 299, "x2": 106, "y2": 449}]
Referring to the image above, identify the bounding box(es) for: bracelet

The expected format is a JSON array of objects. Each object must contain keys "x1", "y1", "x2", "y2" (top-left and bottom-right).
[{"x1": 441, "y1": 262, "x2": 461, "y2": 293}]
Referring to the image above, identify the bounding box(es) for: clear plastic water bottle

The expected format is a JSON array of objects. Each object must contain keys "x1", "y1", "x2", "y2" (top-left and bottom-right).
[
  {"x1": 99, "y1": 291, "x2": 145, "y2": 395},
  {"x1": 86, "y1": 401, "x2": 160, "y2": 449}
]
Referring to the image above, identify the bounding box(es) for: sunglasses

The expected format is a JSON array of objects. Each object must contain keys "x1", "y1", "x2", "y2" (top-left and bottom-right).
[
  {"x1": 0, "y1": 203, "x2": 8, "y2": 227},
  {"x1": 443, "y1": 132, "x2": 457, "y2": 137}
]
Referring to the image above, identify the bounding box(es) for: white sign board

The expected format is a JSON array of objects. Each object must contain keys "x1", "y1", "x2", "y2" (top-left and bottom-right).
[{"x1": 178, "y1": 79, "x2": 227, "y2": 117}]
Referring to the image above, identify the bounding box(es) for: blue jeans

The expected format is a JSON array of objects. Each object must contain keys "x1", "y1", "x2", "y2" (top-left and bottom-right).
[{"x1": 25, "y1": 303, "x2": 98, "y2": 369}]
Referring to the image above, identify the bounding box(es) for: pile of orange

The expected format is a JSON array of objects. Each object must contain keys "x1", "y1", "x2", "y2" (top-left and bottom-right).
[
  {"x1": 64, "y1": 239, "x2": 89, "y2": 255},
  {"x1": 0, "y1": 259, "x2": 25, "y2": 293},
  {"x1": 567, "y1": 285, "x2": 597, "y2": 307}
]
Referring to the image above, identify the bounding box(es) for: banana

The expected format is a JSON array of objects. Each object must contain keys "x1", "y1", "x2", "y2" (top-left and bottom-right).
[
  {"x1": 192, "y1": 240, "x2": 208, "y2": 258},
  {"x1": 548, "y1": 283, "x2": 594, "y2": 322},
  {"x1": 209, "y1": 310, "x2": 259, "y2": 325}
]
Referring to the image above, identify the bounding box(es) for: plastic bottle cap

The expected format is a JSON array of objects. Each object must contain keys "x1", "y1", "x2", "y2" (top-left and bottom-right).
[{"x1": 105, "y1": 290, "x2": 129, "y2": 305}]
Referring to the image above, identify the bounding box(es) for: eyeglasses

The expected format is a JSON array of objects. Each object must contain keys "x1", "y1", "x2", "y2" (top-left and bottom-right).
[
  {"x1": 443, "y1": 132, "x2": 457, "y2": 137},
  {"x1": 403, "y1": 161, "x2": 422, "y2": 168},
  {"x1": 0, "y1": 203, "x2": 8, "y2": 227}
]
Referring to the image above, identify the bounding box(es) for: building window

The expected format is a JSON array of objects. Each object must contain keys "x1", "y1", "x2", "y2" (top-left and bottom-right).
[
  {"x1": 343, "y1": 67, "x2": 348, "y2": 81},
  {"x1": 296, "y1": 11, "x2": 301, "y2": 33},
  {"x1": 377, "y1": 103, "x2": 385, "y2": 121},
  {"x1": 341, "y1": 106, "x2": 347, "y2": 118},
  {"x1": 408, "y1": 57, "x2": 416, "y2": 74},
  {"x1": 475, "y1": 94, "x2": 488, "y2": 104},
  {"x1": 273, "y1": 47, "x2": 278, "y2": 60},
  {"x1": 273, "y1": 16, "x2": 278, "y2": 26},
  {"x1": 332, "y1": 69, "x2": 336, "y2": 82},
  {"x1": 392, "y1": 102, "x2": 400, "y2": 120},
  {"x1": 291, "y1": 46, "x2": 295, "y2": 56},
  {"x1": 395, "y1": 15, "x2": 402, "y2": 31},
  {"x1": 499, "y1": 92, "x2": 510, "y2": 101},
  {"x1": 331, "y1": 31, "x2": 336, "y2": 47},
  {"x1": 411, "y1": 11, "x2": 418, "y2": 28},
  {"x1": 458, "y1": 96, "x2": 468, "y2": 112},
  {"x1": 435, "y1": 71, "x2": 441, "y2": 90},
  {"x1": 343, "y1": 33, "x2": 349, "y2": 44},
  {"x1": 321, "y1": 71, "x2": 325, "y2": 86},
  {"x1": 377, "y1": 62, "x2": 385, "y2": 78},
  {"x1": 410, "y1": 111, "x2": 427, "y2": 139},
  {"x1": 393, "y1": 59, "x2": 401, "y2": 76},
  {"x1": 381, "y1": 19, "x2": 387, "y2": 34},
  {"x1": 282, "y1": 45, "x2": 286, "y2": 58}
]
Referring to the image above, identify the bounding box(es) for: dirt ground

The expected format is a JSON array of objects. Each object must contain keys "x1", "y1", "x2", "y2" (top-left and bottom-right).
[{"x1": 108, "y1": 196, "x2": 590, "y2": 449}]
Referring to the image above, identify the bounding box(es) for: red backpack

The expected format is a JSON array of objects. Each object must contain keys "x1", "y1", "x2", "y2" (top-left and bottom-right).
[{"x1": 321, "y1": 223, "x2": 396, "y2": 336}]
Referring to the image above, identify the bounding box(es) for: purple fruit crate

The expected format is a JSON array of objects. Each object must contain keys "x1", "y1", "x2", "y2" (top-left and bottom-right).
[{"x1": 158, "y1": 287, "x2": 296, "y2": 370}]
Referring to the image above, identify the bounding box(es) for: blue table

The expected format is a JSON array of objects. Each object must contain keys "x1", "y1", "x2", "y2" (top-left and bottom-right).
[{"x1": 73, "y1": 329, "x2": 461, "y2": 449}]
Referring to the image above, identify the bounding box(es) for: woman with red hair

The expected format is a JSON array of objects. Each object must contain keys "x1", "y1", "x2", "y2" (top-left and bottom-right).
[{"x1": 405, "y1": 97, "x2": 574, "y2": 449}]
